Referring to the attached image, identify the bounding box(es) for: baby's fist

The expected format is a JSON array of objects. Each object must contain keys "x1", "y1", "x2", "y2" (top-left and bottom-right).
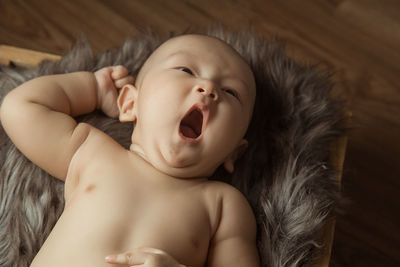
[{"x1": 94, "y1": 65, "x2": 134, "y2": 118}]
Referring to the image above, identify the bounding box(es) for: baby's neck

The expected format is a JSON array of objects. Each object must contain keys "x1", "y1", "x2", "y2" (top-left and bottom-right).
[
  {"x1": 130, "y1": 143, "x2": 147, "y2": 161},
  {"x1": 127, "y1": 144, "x2": 208, "y2": 184}
]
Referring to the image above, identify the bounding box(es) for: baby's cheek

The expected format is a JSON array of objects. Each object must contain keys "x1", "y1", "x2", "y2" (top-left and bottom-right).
[{"x1": 229, "y1": 110, "x2": 247, "y2": 133}]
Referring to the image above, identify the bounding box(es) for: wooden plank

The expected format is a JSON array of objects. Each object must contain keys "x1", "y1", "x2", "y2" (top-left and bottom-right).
[
  {"x1": 317, "y1": 111, "x2": 351, "y2": 266},
  {"x1": 0, "y1": 45, "x2": 60, "y2": 67}
]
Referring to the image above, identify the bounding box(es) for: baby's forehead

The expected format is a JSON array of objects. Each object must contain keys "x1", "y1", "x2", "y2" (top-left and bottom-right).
[{"x1": 154, "y1": 34, "x2": 243, "y2": 63}]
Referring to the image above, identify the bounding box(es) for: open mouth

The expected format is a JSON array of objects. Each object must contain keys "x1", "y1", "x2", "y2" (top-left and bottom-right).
[{"x1": 179, "y1": 107, "x2": 203, "y2": 139}]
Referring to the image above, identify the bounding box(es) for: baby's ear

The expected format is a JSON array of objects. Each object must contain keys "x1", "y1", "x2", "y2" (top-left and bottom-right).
[
  {"x1": 118, "y1": 84, "x2": 138, "y2": 122},
  {"x1": 223, "y1": 139, "x2": 248, "y2": 173}
]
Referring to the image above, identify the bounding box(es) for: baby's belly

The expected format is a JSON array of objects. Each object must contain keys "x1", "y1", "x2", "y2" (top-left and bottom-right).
[{"x1": 30, "y1": 181, "x2": 211, "y2": 267}]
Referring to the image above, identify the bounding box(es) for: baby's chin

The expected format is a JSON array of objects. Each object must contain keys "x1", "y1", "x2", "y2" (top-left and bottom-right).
[
  {"x1": 154, "y1": 157, "x2": 216, "y2": 179},
  {"x1": 130, "y1": 144, "x2": 215, "y2": 179}
]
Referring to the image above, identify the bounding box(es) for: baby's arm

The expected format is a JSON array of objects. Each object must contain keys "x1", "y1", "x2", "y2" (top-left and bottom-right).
[
  {"x1": 0, "y1": 66, "x2": 133, "y2": 180},
  {"x1": 207, "y1": 188, "x2": 260, "y2": 267}
]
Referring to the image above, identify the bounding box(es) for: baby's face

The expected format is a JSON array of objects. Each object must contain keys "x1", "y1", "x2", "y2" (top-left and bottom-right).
[{"x1": 122, "y1": 34, "x2": 256, "y2": 178}]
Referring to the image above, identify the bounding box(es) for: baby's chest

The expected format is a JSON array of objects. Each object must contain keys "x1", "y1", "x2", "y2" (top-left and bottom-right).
[
  {"x1": 127, "y1": 197, "x2": 212, "y2": 264},
  {"x1": 69, "y1": 177, "x2": 213, "y2": 265}
]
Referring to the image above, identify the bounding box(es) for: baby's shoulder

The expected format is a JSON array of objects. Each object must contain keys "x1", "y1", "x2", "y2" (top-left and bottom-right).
[
  {"x1": 72, "y1": 123, "x2": 125, "y2": 161},
  {"x1": 203, "y1": 181, "x2": 256, "y2": 237},
  {"x1": 204, "y1": 180, "x2": 247, "y2": 202},
  {"x1": 67, "y1": 123, "x2": 126, "y2": 178},
  {"x1": 202, "y1": 181, "x2": 253, "y2": 218}
]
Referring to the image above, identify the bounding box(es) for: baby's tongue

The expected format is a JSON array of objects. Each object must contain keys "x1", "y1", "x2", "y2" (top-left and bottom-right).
[{"x1": 180, "y1": 125, "x2": 197, "y2": 139}]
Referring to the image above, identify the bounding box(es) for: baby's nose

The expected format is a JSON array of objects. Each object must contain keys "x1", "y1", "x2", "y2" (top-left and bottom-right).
[{"x1": 196, "y1": 86, "x2": 218, "y2": 101}]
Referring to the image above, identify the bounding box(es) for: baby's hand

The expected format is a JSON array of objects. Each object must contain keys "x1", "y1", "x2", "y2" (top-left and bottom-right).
[
  {"x1": 94, "y1": 65, "x2": 134, "y2": 118},
  {"x1": 105, "y1": 247, "x2": 186, "y2": 267}
]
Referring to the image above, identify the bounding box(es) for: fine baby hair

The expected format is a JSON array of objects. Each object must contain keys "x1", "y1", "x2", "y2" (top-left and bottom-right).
[{"x1": 0, "y1": 26, "x2": 346, "y2": 266}]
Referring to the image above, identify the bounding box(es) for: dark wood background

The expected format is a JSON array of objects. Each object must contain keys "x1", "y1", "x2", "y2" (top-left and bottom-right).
[{"x1": 1, "y1": 0, "x2": 399, "y2": 266}]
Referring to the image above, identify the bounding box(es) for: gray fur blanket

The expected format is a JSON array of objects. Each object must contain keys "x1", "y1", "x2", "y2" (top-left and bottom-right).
[{"x1": 0, "y1": 28, "x2": 346, "y2": 267}]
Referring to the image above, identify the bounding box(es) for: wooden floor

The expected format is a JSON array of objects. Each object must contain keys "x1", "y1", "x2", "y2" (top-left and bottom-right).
[{"x1": 1, "y1": 0, "x2": 399, "y2": 266}]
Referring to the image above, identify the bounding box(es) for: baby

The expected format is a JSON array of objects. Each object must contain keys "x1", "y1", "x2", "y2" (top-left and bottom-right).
[{"x1": 0, "y1": 34, "x2": 259, "y2": 267}]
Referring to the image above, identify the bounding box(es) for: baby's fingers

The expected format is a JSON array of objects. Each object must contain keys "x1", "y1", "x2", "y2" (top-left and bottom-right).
[
  {"x1": 114, "y1": 75, "x2": 134, "y2": 89},
  {"x1": 111, "y1": 65, "x2": 129, "y2": 80},
  {"x1": 105, "y1": 247, "x2": 185, "y2": 267},
  {"x1": 105, "y1": 250, "x2": 146, "y2": 265}
]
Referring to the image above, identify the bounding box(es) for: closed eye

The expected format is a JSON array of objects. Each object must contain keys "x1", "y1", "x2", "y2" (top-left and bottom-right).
[
  {"x1": 177, "y1": 67, "x2": 194, "y2": 75},
  {"x1": 223, "y1": 88, "x2": 239, "y2": 99}
]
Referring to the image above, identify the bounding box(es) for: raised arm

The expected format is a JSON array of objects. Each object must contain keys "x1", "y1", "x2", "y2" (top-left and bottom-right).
[
  {"x1": 207, "y1": 187, "x2": 260, "y2": 267},
  {"x1": 0, "y1": 66, "x2": 133, "y2": 180}
]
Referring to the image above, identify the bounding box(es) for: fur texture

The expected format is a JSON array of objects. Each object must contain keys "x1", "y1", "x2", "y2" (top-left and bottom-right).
[{"x1": 0, "y1": 28, "x2": 346, "y2": 267}]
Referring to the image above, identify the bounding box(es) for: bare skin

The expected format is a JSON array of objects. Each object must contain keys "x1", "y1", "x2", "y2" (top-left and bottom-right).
[{"x1": 0, "y1": 35, "x2": 259, "y2": 267}]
